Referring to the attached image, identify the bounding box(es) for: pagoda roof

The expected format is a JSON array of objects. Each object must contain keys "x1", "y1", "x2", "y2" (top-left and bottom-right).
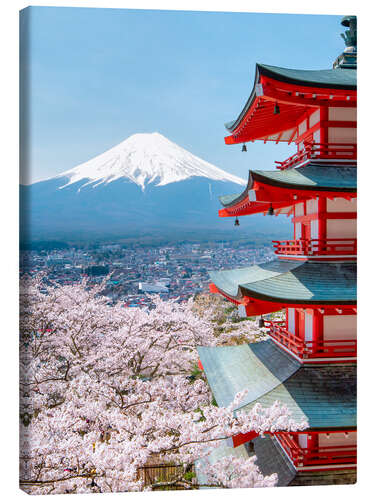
[
  {"x1": 224, "y1": 63, "x2": 357, "y2": 144},
  {"x1": 219, "y1": 163, "x2": 356, "y2": 215},
  {"x1": 226, "y1": 65, "x2": 356, "y2": 132},
  {"x1": 198, "y1": 339, "x2": 356, "y2": 429},
  {"x1": 209, "y1": 259, "x2": 356, "y2": 305},
  {"x1": 197, "y1": 340, "x2": 300, "y2": 407},
  {"x1": 195, "y1": 436, "x2": 296, "y2": 487},
  {"x1": 194, "y1": 440, "x2": 253, "y2": 488},
  {"x1": 251, "y1": 164, "x2": 356, "y2": 191},
  {"x1": 258, "y1": 64, "x2": 355, "y2": 89},
  {"x1": 252, "y1": 436, "x2": 297, "y2": 485}
]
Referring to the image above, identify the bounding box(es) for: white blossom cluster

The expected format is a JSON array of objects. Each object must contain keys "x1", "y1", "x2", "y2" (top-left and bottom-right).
[{"x1": 19, "y1": 275, "x2": 306, "y2": 494}]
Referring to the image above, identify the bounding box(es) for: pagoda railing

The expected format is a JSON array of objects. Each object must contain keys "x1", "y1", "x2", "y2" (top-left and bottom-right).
[
  {"x1": 276, "y1": 433, "x2": 357, "y2": 467},
  {"x1": 264, "y1": 320, "x2": 357, "y2": 359},
  {"x1": 275, "y1": 142, "x2": 357, "y2": 170},
  {"x1": 272, "y1": 238, "x2": 357, "y2": 257}
]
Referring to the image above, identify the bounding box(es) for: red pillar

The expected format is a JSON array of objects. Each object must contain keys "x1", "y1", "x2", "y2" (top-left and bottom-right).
[
  {"x1": 320, "y1": 106, "x2": 329, "y2": 145},
  {"x1": 317, "y1": 196, "x2": 327, "y2": 253},
  {"x1": 312, "y1": 310, "x2": 324, "y2": 354}
]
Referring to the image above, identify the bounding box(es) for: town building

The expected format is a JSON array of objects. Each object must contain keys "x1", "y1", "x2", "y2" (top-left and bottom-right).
[{"x1": 197, "y1": 16, "x2": 357, "y2": 486}]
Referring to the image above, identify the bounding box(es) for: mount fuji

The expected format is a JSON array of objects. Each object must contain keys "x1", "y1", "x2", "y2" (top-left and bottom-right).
[
  {"x1": 20, "y1": 132, "x2": 288, "y2": 242},
  {"x1": 53, "y1": 132, "x2": 245, "y2": 191}
]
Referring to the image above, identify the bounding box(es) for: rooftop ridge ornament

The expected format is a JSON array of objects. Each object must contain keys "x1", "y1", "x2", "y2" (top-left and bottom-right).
[
  {"x1": 333, "y1": 16, "x2": 357, "y2": 69},
  {"x1": 341, "y1": 16, "x2": 357, "y2": 49}
]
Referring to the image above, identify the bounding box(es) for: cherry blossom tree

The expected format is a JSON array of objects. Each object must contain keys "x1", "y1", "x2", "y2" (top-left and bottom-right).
[{"x1": 20, "y1": 275, "x2": 306, "y2": 494}]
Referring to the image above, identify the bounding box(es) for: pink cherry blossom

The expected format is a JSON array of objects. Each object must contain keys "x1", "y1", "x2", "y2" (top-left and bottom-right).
[{"x1": 20, "y1": 275, "x2": 306, "y2": 494}]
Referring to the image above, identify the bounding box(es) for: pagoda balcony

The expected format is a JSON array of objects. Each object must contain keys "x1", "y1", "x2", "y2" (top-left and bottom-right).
[
  {"x1": 272, "y1": 238, "x2": 357, "y2": 258},
  {"x1": 264, "y1": 320, "x2": 357, "y2": 360},
  {"x1": 275, "y1": 143, "x2": 357, "y2": 170},
  {"x1": 276, "y1": 433, "x2": 357, "y2": 468}
]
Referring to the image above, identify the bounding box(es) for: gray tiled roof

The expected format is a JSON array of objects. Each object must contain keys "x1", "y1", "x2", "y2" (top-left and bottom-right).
[
  {"x1": 253, "y1": 436, "x2": 297, "y2": 486},
  {"x1": 195, "y1": 436, "x2": 297, "y2": 487},
  {"x1": 252, "y1": 164, "x2": 356, "y2": 191},
  {"x1": 198, "y1": 340, "x2": 356, "y2": 429},
  {"x1": 209, "y1": 259, "x2": 357, "y2": 305},
  {"x1": 257, "y1": 64, "x2": 356, "y2": 90},
  {"x1": 198, "y1": 340, "x2": 300, "y2": 408},
  {"x1": 219, "y1": 192, "x2": 242, "y2": 206},
  {"x1": 240, "y1": 365, "x2": 357, "y2": 429},
  {"x1": 219, "y1": 163, "x2": 356, "y2": 209}
]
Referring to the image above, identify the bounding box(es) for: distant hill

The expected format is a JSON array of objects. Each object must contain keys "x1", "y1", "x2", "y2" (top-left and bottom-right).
[{"x1": 20, "y1": 132, "x2": 290, "y2": 242}]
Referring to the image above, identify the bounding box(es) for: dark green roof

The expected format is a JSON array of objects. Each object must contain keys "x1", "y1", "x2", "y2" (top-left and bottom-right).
[
  {"x1": 253, "y1": 164, "x2": 356, "y2": 191},
  {"x1": 219, "y1": 192, "x2": 242, "y2": 206},
  {"x1": 253, "y1": 436, "x2": 297, "y2": 485},
  {"x1": 225, "y1": 63, "x2": 356, "y2": 132},
  {"x1": 198, "y1": 340, "x2": 356, "y2": 429},
  {"x1": 257, "y1": 63, "x2": 356, "y2": 90},
  {"x1": 219, "y1": 163, "x2": 357, "y2": 208},
  {"x1": 241, "y1": 365, "x2": 356, "y2": 429},
  {"x1": 209, "y1": 259, "x2": 357, "y2": 305}
]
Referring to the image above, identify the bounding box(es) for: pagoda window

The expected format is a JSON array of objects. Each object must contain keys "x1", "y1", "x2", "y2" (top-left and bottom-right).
[
  {"x1": 323, "y1": 315, "x2": 356, "y2": 343},
  {"x1": 326, "y1": 198, "x2": 357, "y2": 213},
  {"x1": 295, "y1": 202, "x2": 305, "y2": 217},
  {"x1": 328, "y1": 107, "x2": 356, "y2": 122},
  {"x1": 295, "y1": 223, "x2": 301, "y2": 239},
  {"x1": 279, "y1": 127, "x2": 296, "y2": 143},
  {"x1": 310, "y1": 219, "x2": 319, "y2": 240},
  {"x1": 304, "y1": 311, "x2": 314, "y2": 344},
  {"x1": 309, "y1": 109, "x2": 320, "y2": 127},
  {"x1": 287, "y1": 308, "x2": 295, "y2": 334},
  {"x1": 326, "y1": 219, "x2": 356, "y2": 239},
  {"x1": 298, "y1": 433, "x2": 308, "y2": 449},
  {"x1": 318, "y1": 431, "x2": 357, "y2": 448},
  {"x1": 313, "y1": 129, "x2": 321, "y2": 143},
  {"x1": 325, "y1": 198, "x2": 357, "y2": 240},
  {"x1": 298, "y1": 119, "x2": 307, "y2": 137},
  {"x1": 306, "y1": 199, "x2": 318, "y2": 215},
  {"x1": 328, "y1": 127, "x2": 357, "y2": 144}
]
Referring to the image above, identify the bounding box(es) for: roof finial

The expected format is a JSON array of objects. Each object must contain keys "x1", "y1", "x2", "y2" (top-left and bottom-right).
[
  {"x1": 333, "y1": 16, "x2": 357, "y2": 69},
  {"x1": 340, "y1": 16, "x2": 357, "y2": 50}
]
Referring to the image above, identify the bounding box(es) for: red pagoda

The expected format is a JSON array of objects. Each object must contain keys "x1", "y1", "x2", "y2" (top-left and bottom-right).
[{"x1": 197, "y1": 16, "x2": 357, "y2": 486}]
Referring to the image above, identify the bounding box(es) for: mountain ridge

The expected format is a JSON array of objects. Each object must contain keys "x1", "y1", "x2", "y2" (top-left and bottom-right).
[
  {"x1": 40, "y1": 132, "x2": 246, "y2": 191},
  {"x1": 21, "y1": 133, "x2": 289, "y2": 241}
]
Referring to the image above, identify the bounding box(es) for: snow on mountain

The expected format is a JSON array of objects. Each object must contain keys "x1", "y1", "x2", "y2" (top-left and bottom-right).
[
  {"x1": 22, "y1": 132, "x2": 291, "y2": 241},
  {"x1": 52, "y1": 132, "x2": 246, "y2": 191}
]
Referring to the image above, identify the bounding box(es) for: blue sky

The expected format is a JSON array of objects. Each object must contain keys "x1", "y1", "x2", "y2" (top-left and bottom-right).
[{"x1": 20, "y1": 7, "x2": 346, "y2": 184}]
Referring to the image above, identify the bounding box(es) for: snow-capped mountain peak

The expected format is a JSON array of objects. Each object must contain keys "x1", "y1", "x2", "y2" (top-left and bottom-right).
[{"x1": 52, "y1": 132, "x2": 246, "y2": 190}]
